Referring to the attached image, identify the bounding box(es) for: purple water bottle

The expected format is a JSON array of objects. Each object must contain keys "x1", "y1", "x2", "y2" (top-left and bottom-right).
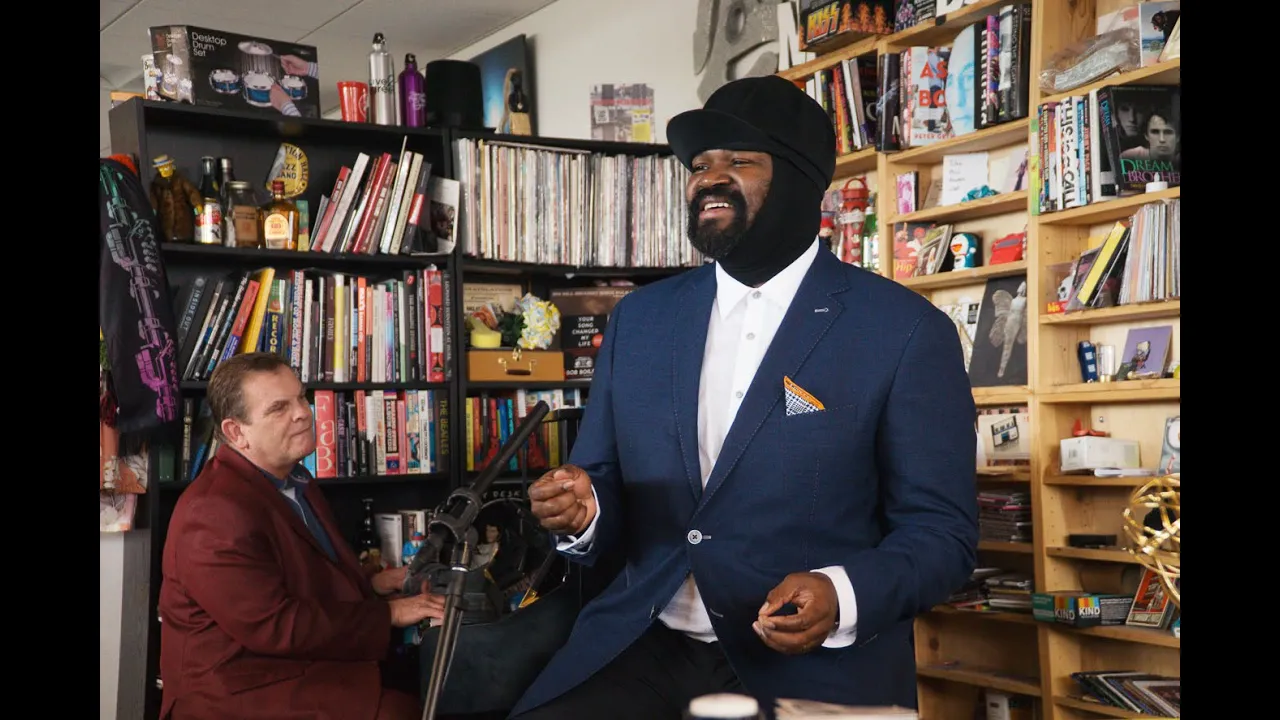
[{"x1": 399, "y1": 53, "x2": 426, "y2": 127}]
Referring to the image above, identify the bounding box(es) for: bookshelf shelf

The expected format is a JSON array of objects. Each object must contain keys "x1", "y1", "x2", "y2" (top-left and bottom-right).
[
  {"x1": 976, "y1": 468, "x2": 1031, "y2": 482},
  {"x1": 916, "y1": 665, "x2": 1042, "y2": 697},
  {"x1": 977, "y1": 540, "x2": 1034, "y2": 554},
  {"x1": 833, "y1": 147, "x2": 879, "y2": 179},
  {"x1": 1053, "y1": 696, "x2": 1143, "y2": 718},
  {"x1": 972, "y1": 385, "x2": 1030, "y2": 406},
  {"x1": 891, "y1": 190, "x2": 1028, "y2": 225},
  {"x1": 461, "y1": 257, "x2": 695, "y2": 278},
  {"x1": 882, "y1": 0, "x2": 1029, "y2": 50},
  {"x1": 1058, "y1": 623, "x2": 1180, "y2": 650},
  {"x1": 1038, "y1": 379, "x2": 1179, "y2": 404},
  {"x1": 124, "y1": 98, "x2": 448, "y2": 144},
  {"x1": 900, "y1": 260, "x2": 1028, "y2": 290},
  {"x1": 179, "y1": 381, "x2": 449, "y2": 392},
  {"x1": 1037, "y1": 186, "x2": 1181, "y2": 226},
  {"x1": 1040, "y1": 300, "x2": 1180, "y2": 326},
  {"x1": 926, "y1": 606, "x2": 1037, "y2": 625},
  {"x1": 450, "y1": 128, "x2": 670, "y2": 158},
  {"x1": 159, "y1": 243, "x2": 448, "y2": 269},
  {"x1": 1040, "y1": 58, "x2": 1182, "y2": 107},
  {"x1": 890, "y1": 117, "x2": 1030, "y2": 165},
  {"x1": 1043, "y1": 475, "x2": 1159, "y2": 488},
  {"x1": 466, "y1": 380, "x2": 591, "y2": 391},
  {"x1": 1044, "y1": 547, "x2": 1140, "y2": 565},
  {"x1": 777, "y1": 35, "x2": 879, "y2": 82},
  {"x1": 160, "y1": 472, "x2": 449, "y2": 492}
]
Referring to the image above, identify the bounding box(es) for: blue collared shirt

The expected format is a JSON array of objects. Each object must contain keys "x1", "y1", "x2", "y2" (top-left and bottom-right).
[{"x1": 262, "y1": 463, "x2": 339, "y2": 562}]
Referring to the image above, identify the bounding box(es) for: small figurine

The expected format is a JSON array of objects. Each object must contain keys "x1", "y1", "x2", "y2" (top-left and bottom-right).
[
  {"x1": 401, "y1": 531, "x2": 424, "y2": 568},
  {"x1": 149, "y1": 155, "x2": 203, "y2": 242},
  {"x1": 470, "y1": 523, "x2": 501, "y2": 570}
]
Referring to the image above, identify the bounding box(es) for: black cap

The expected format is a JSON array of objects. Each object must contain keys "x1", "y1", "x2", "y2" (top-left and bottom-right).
[{"x1": 666, "y1": 75, "x2": 836, "y2": 192}]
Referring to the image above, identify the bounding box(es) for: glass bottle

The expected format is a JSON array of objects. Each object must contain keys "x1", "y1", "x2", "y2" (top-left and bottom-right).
[
  {"x1": 863, "y1": 192, "x2": 879, "y2": 275},
  {"x1": 194, "y1": 156, "x2": 223, "y2": 245},
  {"x1": 259, "y1": 180, "x2": 299, "y2": 250},
  {"x1": 226, "y1": 181, "x2": 262, "y2": 248},
  {"x1": 217, "y1": 157, "x2": 236, "y2": 246}
]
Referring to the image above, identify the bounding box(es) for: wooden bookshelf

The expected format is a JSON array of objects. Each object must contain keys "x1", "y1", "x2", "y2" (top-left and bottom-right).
[
  {"x1": 779, "y1": 0, "x2": 1181, "y2": 716},
  {"x1": 1029, "y1": 0, "x2": 1182, "y2": 717}
]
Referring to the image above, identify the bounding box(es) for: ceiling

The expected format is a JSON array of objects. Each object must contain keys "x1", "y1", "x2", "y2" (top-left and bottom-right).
[{"x1": 100, "y1": 0, "x2": 558, "y2": 155}]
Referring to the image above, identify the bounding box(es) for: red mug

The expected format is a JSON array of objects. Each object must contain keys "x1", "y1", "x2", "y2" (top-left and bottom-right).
[{"x1": 337, "y1": 81, "x2": 369, "y2": 122}]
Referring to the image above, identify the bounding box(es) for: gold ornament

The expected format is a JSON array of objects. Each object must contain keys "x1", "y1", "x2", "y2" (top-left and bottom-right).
[{"x1": 1122, "y1": 474, "x2": 1180, "y2": 608}]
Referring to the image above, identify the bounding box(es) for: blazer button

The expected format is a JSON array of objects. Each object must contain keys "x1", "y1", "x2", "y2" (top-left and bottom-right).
[{"x1": 687, "y1": 529, "x2": 703, "y2": 545}]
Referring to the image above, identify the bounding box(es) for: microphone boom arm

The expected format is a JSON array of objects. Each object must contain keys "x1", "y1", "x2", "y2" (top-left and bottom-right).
[{"x1": 402, "y1": 399, "x2": 554, "y2": 720}]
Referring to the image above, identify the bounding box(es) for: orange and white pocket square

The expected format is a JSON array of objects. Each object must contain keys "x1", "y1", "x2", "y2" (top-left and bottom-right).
[{"x1": 783, "y1": 376, "x2": 825, "y2": 416}]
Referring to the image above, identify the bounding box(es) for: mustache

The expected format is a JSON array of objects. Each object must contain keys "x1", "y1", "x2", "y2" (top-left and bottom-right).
[{"x1": 689, "y1": 186, "x2": 748, "y2": 218}]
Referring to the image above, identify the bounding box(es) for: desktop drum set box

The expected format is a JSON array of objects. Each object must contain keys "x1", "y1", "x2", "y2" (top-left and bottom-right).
[{"x1": 149, "y1": 25, "x2": 322, "y2": 118}]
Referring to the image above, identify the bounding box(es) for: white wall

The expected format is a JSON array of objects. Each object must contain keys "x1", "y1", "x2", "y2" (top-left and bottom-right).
[
  {"x1": 101, "y1": 534, "x2": 123, "y2": 720},
  {"x1": 446, "y1": 0, "x2": 706, "y2": 144}
]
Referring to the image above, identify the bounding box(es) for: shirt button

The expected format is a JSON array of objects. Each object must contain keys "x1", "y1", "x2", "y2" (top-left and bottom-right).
[
  {"x1": 752, "y1": 291, "x2": 762, "y2": 299},
  {"x1": 687, "y1": 530, "x2": 703, "y2": 545},
  {"x1": 735, "y1": 390, "x2": 743, "y2": 399},
  {"x1": 745, "y1": 332, "x2": 755, "y2": 340}
]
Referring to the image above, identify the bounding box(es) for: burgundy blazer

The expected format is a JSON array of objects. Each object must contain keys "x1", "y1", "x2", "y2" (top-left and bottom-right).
[{"x1": 158, "y1": 446, "x2": 392, "y2": 720}]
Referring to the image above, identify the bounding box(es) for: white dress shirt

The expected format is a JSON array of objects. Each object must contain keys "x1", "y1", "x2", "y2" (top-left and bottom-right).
[{"x1": 559, "y1": 239, "x2": 859, "y2": 648}]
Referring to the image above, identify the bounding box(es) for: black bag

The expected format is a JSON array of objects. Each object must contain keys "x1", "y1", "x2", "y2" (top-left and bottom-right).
[
  {"x1": 418, "y1": 572, "x2": 583, "y2": 716},
  {"x1": 416, "y1": 494, "x2": 623, "y2": 717}
]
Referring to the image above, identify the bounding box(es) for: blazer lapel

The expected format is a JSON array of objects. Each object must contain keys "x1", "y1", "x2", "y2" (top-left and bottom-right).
[
  {"x1": 672, "y1": 267, "x2": 717, "y2": 501},
  {"x1": 302, "y1": 480, "x2": 375, "y2": 595},
  {"x1": 698, "y1": 249, "x2": 849, "y2": 508},
  {"x1": 216, "y1": 447, "x2": 351, "y2": 574}
]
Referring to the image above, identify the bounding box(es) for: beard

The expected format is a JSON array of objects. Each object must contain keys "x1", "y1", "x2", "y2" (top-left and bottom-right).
[{"x1": 687, "y1": 185, "x2": 750, "y2": 259}]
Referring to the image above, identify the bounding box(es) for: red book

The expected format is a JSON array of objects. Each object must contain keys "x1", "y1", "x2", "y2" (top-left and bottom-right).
[
  {"x1": 313, "y1": 390, "x2": 337, "y2": 478},
  {"x1": 426, "y1": 269, "x2": 445, "y2": 383}
]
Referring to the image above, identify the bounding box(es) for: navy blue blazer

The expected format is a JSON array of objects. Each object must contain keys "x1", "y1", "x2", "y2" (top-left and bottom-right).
[{"x1": 513, "y1": 246, "x2": 979, "y2": 714}]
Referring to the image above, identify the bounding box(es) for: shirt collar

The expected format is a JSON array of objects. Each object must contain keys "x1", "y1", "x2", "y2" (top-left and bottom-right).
[
  {"x1": 230, "y1": 447, "x2": 311, "y2": 491},
  {"x1": 713, "y1": 238, "x2": 821, "y2": 319}
]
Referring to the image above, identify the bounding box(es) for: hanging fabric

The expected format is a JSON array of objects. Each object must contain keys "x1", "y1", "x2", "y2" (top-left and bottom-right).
[{"x1": 99, "y1": 155, "x2": 182, "y2": 434}]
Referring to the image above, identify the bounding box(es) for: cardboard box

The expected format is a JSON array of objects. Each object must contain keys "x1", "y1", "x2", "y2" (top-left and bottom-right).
[
  {"x1": 1032, "y1": 591, "x2": 1133, "y2": 628},
  {"x1": 1059, "y1": 435, "x2": 1141, "y2": 473},
  {"x1": 149, "y1": 25, "x2": 321, "y2": 118},
  {"x1": 468, "y1": 349, "x2": 565, "y2": 383}
]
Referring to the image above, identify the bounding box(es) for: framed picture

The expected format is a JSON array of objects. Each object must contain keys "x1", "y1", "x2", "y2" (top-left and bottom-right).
[{"x1": 469, "y1": 34, "x2": 536, "y2": 135}]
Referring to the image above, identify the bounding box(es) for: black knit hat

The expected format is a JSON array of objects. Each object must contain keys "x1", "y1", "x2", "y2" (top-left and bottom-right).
[{"x1": 666, "y1": 75, "x2": 837, "y2": 193}]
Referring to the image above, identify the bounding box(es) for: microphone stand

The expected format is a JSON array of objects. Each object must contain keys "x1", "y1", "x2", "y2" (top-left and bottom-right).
[{"x1": 403, "y1": 400, "x2": 553, "y2": 720}]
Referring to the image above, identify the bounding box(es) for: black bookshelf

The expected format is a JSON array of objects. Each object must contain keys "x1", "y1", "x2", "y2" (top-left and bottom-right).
[
  {"x1": 161, "y1": 242, "x2": 450, "y2": 270},
  {"x1": 107, "y1": 98, "x2": 700, "y2": 719},
  {"x1": 179, "y1": 380, "x2": 449, "y2": 392},
  {"x1": 108, "y1": 97, "x2": 461, "y2": 720}
]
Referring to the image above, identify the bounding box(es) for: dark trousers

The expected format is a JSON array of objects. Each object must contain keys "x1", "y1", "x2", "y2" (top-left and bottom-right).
[{"x1": 511, "y1": 622, "x2": 743, "y2": 720}]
